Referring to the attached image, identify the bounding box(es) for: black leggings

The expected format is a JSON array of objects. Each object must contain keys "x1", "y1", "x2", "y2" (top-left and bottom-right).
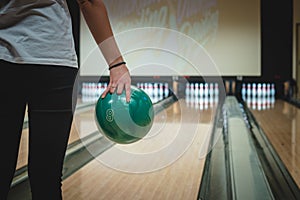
[{"x1": 0, "y1": 60, "x2": 78, "y2": 200}]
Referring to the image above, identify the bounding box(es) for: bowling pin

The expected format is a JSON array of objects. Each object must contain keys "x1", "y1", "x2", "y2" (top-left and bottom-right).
[
  {"x1": 195, "y1": 83, "x2": 199, "y2": 98},
  {"x1": 271, "y1": 83, "x2": 275, "y2": 97},
  {"x1": 199, "y1": 83, "x2": 204, "y2": 98},
  {"x1": 185, "y1": 83, "x2": 190, "y2": 97},
  {"x1": 266, "y1": 83, "x2": 271, "y2": 98},
  {"x1": 241, "y1": 83, "x2": 246, "y2": 100},
  {"x1": 190, "y1": 83, "x2": 195, "y2": 97},
  {"x1": 153, "y1": 83, "x2": 158, "y2": 103},
  {"x1": 209, "y1": 83, "x2": 214, "y2": 98},
  {"x1": 257, "y1": 83, "x2": 262, "y2": 98},
  {"x1": 247, "y1": 83, "x2": 251, "y2": 99},
  {"x1": 214, "y1": 83, "x2": 219, "y2": 104},
  {"x1": 154, "y1": 83, "x2": 158, "y2": 96},
  {"x1": 252, "y1": 83, "x2": 257, "y2": 99},
  {"x1": 204, "y1": 83, "x2": 209, "y2": 99},
  {"x1": 262, "y1": 83, "x2": 267, "y2": 98},
  {"x1": 159, "y1": 83, "x2": 163, "y2": 99},
  {"x1": 164, "y1": 83, "x2": 169, "y2": 97}
]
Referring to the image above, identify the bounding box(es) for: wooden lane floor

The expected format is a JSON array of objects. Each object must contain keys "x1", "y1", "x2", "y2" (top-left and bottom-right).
[
  {"x1": 62, "y1": 99, "x2": 217, "y2": 200},
  {"x1": 250, "y1": 100, "x2": 300, "y2": 188},
  {"x1": 16, "y1": 129, "x2": 29, "y2": 170}
]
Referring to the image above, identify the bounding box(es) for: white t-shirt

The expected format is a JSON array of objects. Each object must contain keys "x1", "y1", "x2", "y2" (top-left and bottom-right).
[{"x1": 0, "y1": 0, "x2": 78, "y2": 68}]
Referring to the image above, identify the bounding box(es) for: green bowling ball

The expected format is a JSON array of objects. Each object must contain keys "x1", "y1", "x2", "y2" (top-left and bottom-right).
[{"x1": 95, "y1": 85, "x2": 154, "y2": 144}]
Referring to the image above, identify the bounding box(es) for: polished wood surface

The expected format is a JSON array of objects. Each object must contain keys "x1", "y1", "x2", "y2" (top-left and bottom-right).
[
  {"x1": 16, "y1": 130, "x2": 28, "y2": 170},
  {"x1": 250, "y1": 100, "x2": 300, "y2": 188},
  {"x1": 62, "y1": 99, "x2": 216, "y2": 200}
]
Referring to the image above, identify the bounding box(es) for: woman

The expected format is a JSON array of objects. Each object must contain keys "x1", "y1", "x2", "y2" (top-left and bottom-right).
[{"x1": 0, "y1": 0, "x2": 131, "y2": 199}]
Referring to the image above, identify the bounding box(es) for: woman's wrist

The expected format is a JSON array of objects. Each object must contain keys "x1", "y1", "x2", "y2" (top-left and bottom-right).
[
  {"x1": 109, "y1": 57, "x2": 126, "y2": 70},
  {"x1": 109, "y1": 61, "x2": 126, "y2": 70}
]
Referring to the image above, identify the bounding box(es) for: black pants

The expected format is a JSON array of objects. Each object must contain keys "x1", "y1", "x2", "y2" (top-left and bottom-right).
[{"x1": 0, "y1": 60, "x2": 78, "y2": 200}]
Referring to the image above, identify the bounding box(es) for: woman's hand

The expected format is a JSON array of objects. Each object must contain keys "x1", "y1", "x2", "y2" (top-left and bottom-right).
[{"x1": 101, "y1": 64, "x2": 131, "y2": 102}]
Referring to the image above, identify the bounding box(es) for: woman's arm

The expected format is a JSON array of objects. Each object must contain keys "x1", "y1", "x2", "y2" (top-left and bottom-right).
[{"x1": 77, "y1": 0, "x2": 131, "y2": 102}]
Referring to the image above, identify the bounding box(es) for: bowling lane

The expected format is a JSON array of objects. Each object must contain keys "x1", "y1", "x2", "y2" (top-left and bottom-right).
[
  {"x1": 62, "y1": 99, "x2": 217, "y2": 200},
  {"x1": 250, "y1": 100, "x2": 300, "y2": 188},
  {"x1": 16, "y1": 129, "x2": 29, "y2": 170}
]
